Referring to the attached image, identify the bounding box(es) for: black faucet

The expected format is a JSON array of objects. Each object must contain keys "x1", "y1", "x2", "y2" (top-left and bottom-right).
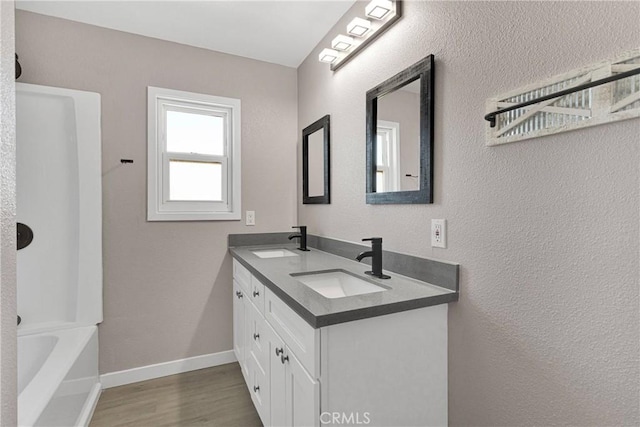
[
  {"x1": 356, "y1": 237, "x2": 390, "y2": 279},
  {"x1": 288, "y1": 226, "x2": 310, "y2": 251}
]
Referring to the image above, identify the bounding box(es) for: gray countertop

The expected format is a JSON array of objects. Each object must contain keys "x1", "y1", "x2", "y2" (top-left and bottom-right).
[{"x1": 230, "y1": 243, "x2": 458, "y2": 328}]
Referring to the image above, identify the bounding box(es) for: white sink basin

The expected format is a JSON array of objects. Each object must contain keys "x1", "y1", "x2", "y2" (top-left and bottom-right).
[
  {"x1": 291, "y1": 270, "x2": 388, "y2": 299},
  {"x1": 252, "y1": 248, "x2": 299, "y2": 259}
]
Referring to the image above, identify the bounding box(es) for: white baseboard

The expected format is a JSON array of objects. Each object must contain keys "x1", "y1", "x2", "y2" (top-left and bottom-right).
[{"x1": 100, "y1": 350, "x2": 237, "y2": 389}]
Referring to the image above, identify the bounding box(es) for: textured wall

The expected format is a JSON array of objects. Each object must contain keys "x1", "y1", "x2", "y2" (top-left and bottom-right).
[
  {"x1": 0, "y1": 1, "x2": 16, "y2": 424},
  {"x1": 298, "y1": 1, "x2": 639, "y2": 425},
  {"x1": 16, "y1": 11, "x2": 298, "y2": 374}
]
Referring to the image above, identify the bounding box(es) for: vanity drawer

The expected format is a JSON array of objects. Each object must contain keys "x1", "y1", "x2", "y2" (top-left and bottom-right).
[
  {"x1": 233, "y1": 259, "x2": 251, "y2": 294},
  {"x1": 250, "y1": 276, "x2": 265, "y2": 315},
  {"x1": 249, "y1": 301, "x2": 268, "y2": 372},
  {"x1": 265, "y1": 288, "x2": 318, "y2": 378}
]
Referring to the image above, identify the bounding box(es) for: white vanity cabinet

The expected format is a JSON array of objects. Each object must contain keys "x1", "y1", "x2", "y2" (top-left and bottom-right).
[
  {"x1": 232, "y1": 259, "x2": 448, "y2": 427},
  {"x1": 234, "y1": 260, "x2": 318, "y2": 426}
]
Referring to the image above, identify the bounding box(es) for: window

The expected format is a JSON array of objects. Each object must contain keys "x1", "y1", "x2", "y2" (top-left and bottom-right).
[
  {"x1": 147, "y1": 87, "x2": 241, "y2": 221},
  {"x1": 375, "y1": 120, "x2": 400, "y2": 192}
]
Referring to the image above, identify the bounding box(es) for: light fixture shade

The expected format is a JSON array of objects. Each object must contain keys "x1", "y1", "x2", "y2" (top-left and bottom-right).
[
  {"x1": 346, "y1": 17, "x2": 371, "y2": 37},
  {"x1": 319, "y1": 48, "x2": 339, "y2": 64},
  {"x1": 365, "y1": 0, "x2": 393, "y2": 20},
  {"x1": 331, "y1": 35, "x2": 354, "y2": 51}
]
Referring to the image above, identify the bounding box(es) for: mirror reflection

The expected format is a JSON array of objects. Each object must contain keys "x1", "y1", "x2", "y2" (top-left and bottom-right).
[
  {"x1": 307, "y1": 129, "x2": 325, "y2": 197},
  {"x1": 375, "y1": 78, "x2": 420, "y2": 192},
  {"x1": 302, "y1": 115, "x2": 330, "y2": 204}
]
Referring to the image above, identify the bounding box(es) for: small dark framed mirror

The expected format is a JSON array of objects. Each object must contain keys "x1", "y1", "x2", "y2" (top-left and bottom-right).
[
  {"x1": 366, "y1": 55, "x2": 434, "y2": 204},
  {"x1": 302, "y1": 115, "x2": 330, "y2": 204}
]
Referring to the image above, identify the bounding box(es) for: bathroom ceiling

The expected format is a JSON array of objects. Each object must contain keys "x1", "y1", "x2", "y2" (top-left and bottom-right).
[{"x1": 16, "y1": 0, "x2": 356, "y2": 68}]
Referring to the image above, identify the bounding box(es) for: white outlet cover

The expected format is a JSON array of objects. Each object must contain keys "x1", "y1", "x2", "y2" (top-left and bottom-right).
[
  {"x1": 246, "y1": 211, "x2": 255, "y2": 226},
  {"x1": 431, "y1": 219, "x2": 446, "y2": 248}
]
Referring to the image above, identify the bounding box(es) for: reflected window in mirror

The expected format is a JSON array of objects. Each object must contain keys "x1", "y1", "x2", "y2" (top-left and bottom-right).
[
  {"x1": 366, "y1": 55, "x2": 434, "y2": 204},
  {"x1": 302, "y1": 115, "x2": 330, "y2": 204},
  {"x1": 375, "y1": 120, "x2": 399, "y2": 192}
]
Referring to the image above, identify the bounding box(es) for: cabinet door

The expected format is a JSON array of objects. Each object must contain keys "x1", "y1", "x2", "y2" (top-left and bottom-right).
[
  {"x1": 232, "y1": 280, "x2": 246, "y2": 377},
  {"x1": 285, "y1": 349, "x2": 319, "y2": 427},
  {"x1": 267, "y1": 322, "x2": 287, "y2": 427},
  {"x1": 249, "y1": 352, "x2": 270, "y2": 425}
]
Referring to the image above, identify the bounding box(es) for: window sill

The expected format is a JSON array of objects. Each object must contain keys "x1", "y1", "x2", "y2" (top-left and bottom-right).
[{"x1": 147, "y1": 211, "x2": 241, "y2": 221}]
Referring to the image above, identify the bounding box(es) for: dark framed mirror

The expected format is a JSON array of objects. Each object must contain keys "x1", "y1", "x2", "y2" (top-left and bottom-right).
[
  {"x1": 366, "y1": 55, "x2": 434, "y2": 204},
  {"x1": 302, "y1": 115, "x2": 330, "y2": 204}
]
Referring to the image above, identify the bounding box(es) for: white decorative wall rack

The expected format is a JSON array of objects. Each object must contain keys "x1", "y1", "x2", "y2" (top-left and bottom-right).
[{"x1": 485, "y1": 48, "x2": 640, "y2": 146}]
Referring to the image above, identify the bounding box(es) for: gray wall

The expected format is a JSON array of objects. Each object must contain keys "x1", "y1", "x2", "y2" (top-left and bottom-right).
[
  {"x1": 0, "y1": 1, "x2": 16, "y2": 424},
  {"x1": 298, "y1": 1, "x2": 639, "y2": 425},
  {"x1": 16, "y1": 10, "x2": 298, "y2": 374}
]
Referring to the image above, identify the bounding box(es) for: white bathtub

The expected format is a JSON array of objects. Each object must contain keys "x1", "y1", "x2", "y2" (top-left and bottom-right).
[{"x1": 18, "y1": 327, "x2": 101, "y2": 427}]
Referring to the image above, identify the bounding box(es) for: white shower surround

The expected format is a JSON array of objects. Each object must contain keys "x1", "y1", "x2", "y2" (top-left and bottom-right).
[{"x1": 16, "y1": 83, "x2": 102, "y2": 426}]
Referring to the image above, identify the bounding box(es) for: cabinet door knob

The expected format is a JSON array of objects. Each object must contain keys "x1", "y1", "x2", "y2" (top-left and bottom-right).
[
  {"x1": 254, "y1": 385, "x2": 260, "y2": 393},
  {"x1": 252, "y1": 290, "x2": 260, "y2": 297},
  {"x1": 281, "y1": 354, "x2": 289, "y2": 364},
  {"x1": 275, "y1": 347, "x2": 283, "y2": 356},
  {"x1": 253, "y1": 333, "x2": 260, "y2": 340},
  {"x1": 236, "y1": 291, "x2": 243, "y2": 299}
]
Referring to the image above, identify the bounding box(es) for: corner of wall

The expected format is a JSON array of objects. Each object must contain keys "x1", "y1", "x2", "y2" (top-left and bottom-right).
[{"x1": 0, "y1": 0, "x2": 17, "y2": 424}]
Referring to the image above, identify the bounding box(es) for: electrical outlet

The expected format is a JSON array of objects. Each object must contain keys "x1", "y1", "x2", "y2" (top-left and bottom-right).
[
  {"x1": 246, "y1": 211, "x2": 255, "y2": 226},
  {"x1": 431, "y1": 219, "x2": 446, "y2": 248}
]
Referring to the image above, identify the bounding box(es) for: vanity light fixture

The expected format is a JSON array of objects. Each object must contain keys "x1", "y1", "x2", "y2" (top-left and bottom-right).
[
  {"x1": 347, "y1": 17, "x2": 372, "y2": 37},
  {"x1": 319, "y1": 48, "x2": 339, "y2": 64},
  {"x1": 365, "y1": 0, "x2": 393, "y2": 20},
  {"x1": 331, "y1": 35, "x2": 354, "y2": 51},
  {"x1": 318, "y1": 0, "x2": 402, "y2": 71}
]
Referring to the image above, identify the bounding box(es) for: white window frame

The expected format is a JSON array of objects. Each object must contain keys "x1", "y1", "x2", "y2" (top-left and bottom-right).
[{"x1": 147, "y1": 86, "x2": 241, "y2": 221}]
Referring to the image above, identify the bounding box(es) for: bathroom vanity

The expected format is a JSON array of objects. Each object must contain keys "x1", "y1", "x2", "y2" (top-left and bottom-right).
[{"x1": 230, "y1": 234, "x2": 458, "y2": 427}]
